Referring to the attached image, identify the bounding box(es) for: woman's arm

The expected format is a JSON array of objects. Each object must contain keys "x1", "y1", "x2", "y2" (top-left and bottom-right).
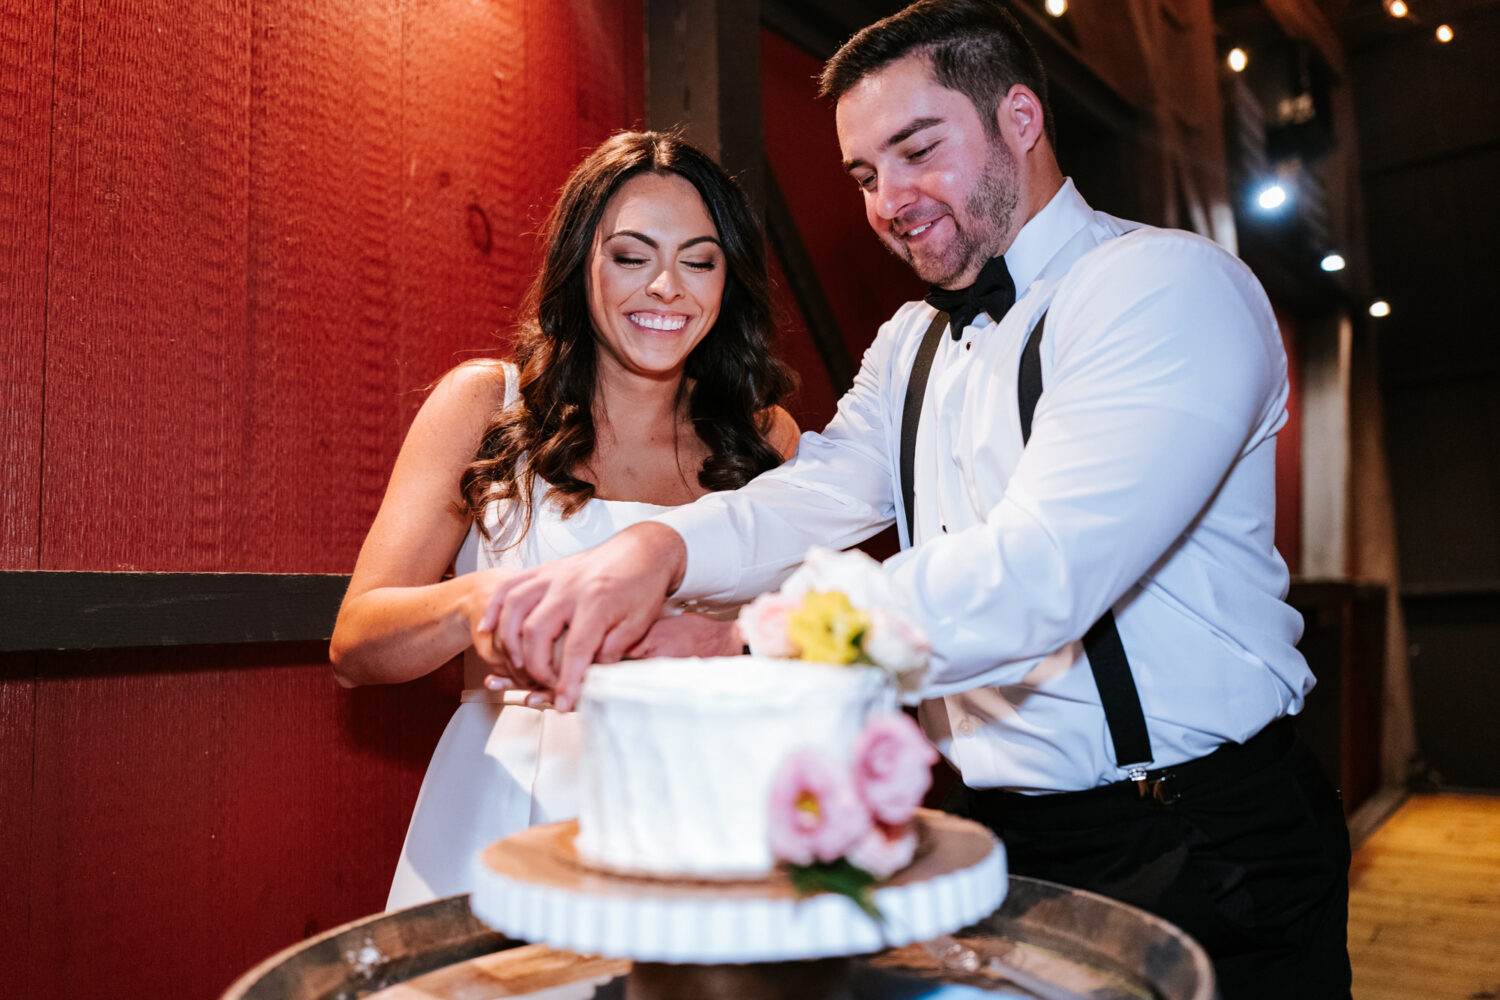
[{"x1": 330, "y1": 362, "x2": 511, "y2": 687}]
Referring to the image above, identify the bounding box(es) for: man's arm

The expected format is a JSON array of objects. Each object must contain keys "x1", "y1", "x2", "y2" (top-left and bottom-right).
[{"x1": 485, "y1": 306, "x2": 923, "y2": 706}]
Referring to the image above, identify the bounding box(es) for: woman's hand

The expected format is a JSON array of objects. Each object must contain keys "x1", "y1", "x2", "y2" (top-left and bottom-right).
[
  {"x1": 624, "y1": 612, "x2": 743, "y2": 660},
  {"x1": 468, "y1": 566, "x2": 534, "y2": 687}
]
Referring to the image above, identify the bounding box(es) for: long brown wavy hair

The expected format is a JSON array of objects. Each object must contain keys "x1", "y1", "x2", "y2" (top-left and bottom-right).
[{"x1": 460, "y1": 131, "x2": 796, "y2": 541}]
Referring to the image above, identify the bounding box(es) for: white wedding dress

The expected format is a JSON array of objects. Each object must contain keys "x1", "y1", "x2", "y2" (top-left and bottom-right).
[{"x1": 387, "y1": 370, "x2": 702, "y2": 911}]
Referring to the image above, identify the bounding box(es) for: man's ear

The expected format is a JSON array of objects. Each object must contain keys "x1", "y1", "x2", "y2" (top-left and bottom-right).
[{"x1": 995, "y1": 84, "x2": 1046, "y2": 154}]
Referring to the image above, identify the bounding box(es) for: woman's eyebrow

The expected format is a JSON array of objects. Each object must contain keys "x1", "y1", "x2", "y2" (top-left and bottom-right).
[{"x1": 606, "y1": 230, "x2": 722, "y2": 251}]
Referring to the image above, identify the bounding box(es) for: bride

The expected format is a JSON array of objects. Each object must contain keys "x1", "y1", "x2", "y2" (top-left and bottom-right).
[{"x1": 329, "y1": 131, "x2": 800, "y2": 910}]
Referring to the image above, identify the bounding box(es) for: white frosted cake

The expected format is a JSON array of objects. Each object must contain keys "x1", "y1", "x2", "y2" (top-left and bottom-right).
[{"x1": 575, "y1": 655, "x2": 896, "y2": 879}]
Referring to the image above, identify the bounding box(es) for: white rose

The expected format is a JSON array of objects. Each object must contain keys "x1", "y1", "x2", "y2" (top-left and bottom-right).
[
  {"x1": 788, "y1": 547, "x2": 899, "y2": 612},
  {"x1": 861, "y1": 605, "x2": 931, "y2": 681}
]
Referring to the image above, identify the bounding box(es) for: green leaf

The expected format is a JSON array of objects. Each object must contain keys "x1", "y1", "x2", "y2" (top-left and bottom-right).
[{"x1": 785, "y1": 858, "x2": 883, "y2": 922}]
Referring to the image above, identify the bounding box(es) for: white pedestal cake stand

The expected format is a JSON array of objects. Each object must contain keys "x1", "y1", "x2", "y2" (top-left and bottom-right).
[{"x1": 468, "y1": 808, "x2": 1006, "y2": 999}]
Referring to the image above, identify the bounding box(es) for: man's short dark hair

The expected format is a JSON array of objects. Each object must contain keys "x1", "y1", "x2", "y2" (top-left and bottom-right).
[{"x1": 818, "y1": 0, "x2": 1054, "y2": 147}]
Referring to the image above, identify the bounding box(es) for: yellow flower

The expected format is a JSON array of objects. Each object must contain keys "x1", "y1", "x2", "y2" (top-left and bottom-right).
[{"x1": 787, "y1": 591, "x2": 868, "y2": 665}]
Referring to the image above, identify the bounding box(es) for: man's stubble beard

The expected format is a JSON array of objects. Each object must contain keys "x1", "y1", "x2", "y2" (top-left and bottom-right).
[{"x1": 890, "y1": 137, "x2": 1018, "y2": 289}]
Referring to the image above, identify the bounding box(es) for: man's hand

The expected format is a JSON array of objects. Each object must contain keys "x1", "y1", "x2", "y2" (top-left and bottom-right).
[
  {"x1": 478, "y1": 522, "x2": 687, "y2": 710},
  {"x1": 624, "y1": 613, "x2": 742, "y2": 661}
]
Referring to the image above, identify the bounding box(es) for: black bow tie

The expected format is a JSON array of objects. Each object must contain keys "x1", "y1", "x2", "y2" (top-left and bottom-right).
[{"x1": 923, "y1": 256, "x2": 1016, "y2": 340}]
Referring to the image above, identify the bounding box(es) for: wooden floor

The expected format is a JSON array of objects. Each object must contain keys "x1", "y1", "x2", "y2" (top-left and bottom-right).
[{"x1": 1348, "y1": 793, "x2": 1500, "y2": 1000}]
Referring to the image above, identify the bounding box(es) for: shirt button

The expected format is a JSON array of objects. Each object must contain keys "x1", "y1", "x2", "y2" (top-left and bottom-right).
[
  {"x1": 957, "y1": 719, "x2": 975, "y2": 736},
  {"x1": 965, "y1": 342, "x2": 973, "y2": 351}
]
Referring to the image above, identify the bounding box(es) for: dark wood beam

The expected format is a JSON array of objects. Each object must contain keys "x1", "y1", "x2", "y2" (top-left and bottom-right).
[
  {"x1": 763, "y1": 164, "x2": 858, "y2": 395},
  {"x1": 0, "y1": 571, "x2": 349, "y2": 651},
  {"x1": 646, "y1": 0, "x2": 765, "y2": 211}
]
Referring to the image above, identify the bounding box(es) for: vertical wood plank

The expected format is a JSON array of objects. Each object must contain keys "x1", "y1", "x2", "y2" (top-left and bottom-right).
[
  {"x1": 26, "y1": 648, "x2": 459, "y2": 1000},
  {"x1": 246, "y1": 0, "x2": 404, "y2": 572},
  {"x1": 397, "y1": 0, "x2": 534, "y2": 432},
  {"x1": 0, "y1": 659, "x2": 36, "y2": 987},
  {"x1": 0, "y1": 3, "x2": 51, "y2": 569},
  {"x1": 43, "y1": 0, "x2": 251, "y2": 572}
]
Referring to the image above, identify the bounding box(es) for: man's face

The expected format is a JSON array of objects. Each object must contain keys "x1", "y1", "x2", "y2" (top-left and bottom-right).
[{"x1": 836, "y1": 53, "x2": 1019, "y2": 289}]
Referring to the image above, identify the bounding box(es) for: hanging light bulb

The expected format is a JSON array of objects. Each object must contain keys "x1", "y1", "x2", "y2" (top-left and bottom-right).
[
  {"x1": 1369, "y1": 300, "x2": 1391, "y2": 318},
  {"x1": 1044, "y1": 0, "x2": 1068, "y2": 16},
  {"x1": 1320, "y1": 253, "x2": 1346, "y2": 273},
  {"x1": 1437, "y1": 24, "x2": 1454, "y2": 42},
  {"x1": 1257, "y1": 183, "x2": 1289, "y2": 211},
  {"x1": 1227, "y1": 48, "x2": 1248, "y2": 72},
  {"x1": 1385, "y1": 0, "x2": 1409, "y2": 18}
]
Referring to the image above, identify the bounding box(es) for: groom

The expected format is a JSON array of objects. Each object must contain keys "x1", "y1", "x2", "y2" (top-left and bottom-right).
[{"x1": 480, "y1": 2, "x2": 1351, "y2": 996}]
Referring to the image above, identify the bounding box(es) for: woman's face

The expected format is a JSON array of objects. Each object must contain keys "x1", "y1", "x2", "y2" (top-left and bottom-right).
[{"x1": 585, "y1": 172, "x2": 726, "y2": 384}]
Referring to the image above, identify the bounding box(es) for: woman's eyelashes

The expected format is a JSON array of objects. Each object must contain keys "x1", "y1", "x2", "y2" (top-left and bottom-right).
[{"x1": 609, "y1": 253, "x2": 717, "y2": 272}]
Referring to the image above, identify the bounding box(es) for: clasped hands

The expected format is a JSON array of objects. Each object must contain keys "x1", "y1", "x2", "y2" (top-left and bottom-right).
[{"x1": 468, "y1": 522, "x2": 701, "y2": 711}]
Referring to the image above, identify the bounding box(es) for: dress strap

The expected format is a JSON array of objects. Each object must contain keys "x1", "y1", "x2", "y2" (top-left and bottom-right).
[{"x1": 501, "y1": 360, "x2": 521, "y2": 407}]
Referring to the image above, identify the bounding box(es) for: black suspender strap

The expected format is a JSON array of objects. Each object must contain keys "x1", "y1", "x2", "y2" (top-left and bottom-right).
[
  {"x1": 899, "y1": 309, "x2": 952, "y2": 542},
  {"x1": 899, "y1": 307, "x2": 1153, "y2": 769},
  {"x1": 1018, "y1": 312, "x2": 1154, "y2": 768}
]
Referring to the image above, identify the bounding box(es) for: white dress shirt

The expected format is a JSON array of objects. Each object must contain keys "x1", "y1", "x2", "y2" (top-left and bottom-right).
[{"x1": 655, "y1": 179, "x2": 1314, "y2": 792}]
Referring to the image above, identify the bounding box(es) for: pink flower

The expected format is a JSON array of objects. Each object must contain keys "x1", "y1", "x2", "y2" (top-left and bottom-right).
[
  {"x1": 847, "y1": 821, "x2": 918, "y2": 879},
  {"x1": 737, "y1": 592, "x2": 801, "y2": 658},
  {"x1": 767, "y1": 748, "x2": 872, "y2": 866},
  {"x1": 851, "y1": 713, "x2": 938, "y2": 825}
]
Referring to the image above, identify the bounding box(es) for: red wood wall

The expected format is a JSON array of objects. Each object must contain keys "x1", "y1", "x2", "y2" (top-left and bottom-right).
[{"x1": 0, "y1": 1, "x2": 642, "y2": 997}]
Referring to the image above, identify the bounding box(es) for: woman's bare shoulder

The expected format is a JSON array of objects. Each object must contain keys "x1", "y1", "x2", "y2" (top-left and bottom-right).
[
  {"x1": 761, "y1": 405, "x2": 802, "y2": 461},
  {"x1": 426, "y1": 355, "x2": 513, "y2": 419}
]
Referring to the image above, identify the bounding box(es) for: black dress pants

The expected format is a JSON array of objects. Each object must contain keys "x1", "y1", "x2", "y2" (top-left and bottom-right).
[{"x1": 947, "y1": 720, "x2": 1352, "y2": 1000}]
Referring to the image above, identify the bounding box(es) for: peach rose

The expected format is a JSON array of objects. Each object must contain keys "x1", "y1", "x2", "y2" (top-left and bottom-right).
[
  {"x1": 847, "y1": 821, "x2": 918, "y2": 879},
  {"x1": 737, "y1": 591, "x2": 801, "y2": 658}
]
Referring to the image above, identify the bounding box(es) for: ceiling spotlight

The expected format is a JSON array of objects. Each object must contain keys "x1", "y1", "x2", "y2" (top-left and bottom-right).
[
  {"x1": 1044, "y1": 0, "x2": 1067, "y2": 16},
  {"x1": 1369, "y1": 300, "x2": 1391, "y2": 318},
  {"x1": 1437, "y1": 24, "x2": 1454, "y2": 42},
  {"x1": 1227, "y1": 48, "x2": 1248, "y2": 72},
  {"x1": 1257, "y1": 183, "x2": 1289, "y2": 211},
  {"x1": 1320, "y1": 253, "x2": 1346, "y2": 272},
  {"x1": 1385, "y1": 0, "x2": 1408, "y2": 17}
]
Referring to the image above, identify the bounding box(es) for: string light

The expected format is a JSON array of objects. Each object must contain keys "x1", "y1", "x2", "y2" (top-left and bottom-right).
[
  {"x1": 1227, "y1": 48, "x2": 1248, "y2": 72},
  {"x1": 1257, "y1": 183, "x2": 1288, "y2": 211},
  {"x1": 1320, "y1": 253, "x2": 1346, "y2": 273},
  {"x1": 1437, "y1": 24, "x2": 1454, "y2": 42},
  {"x1": 1369, "y1": 300, "x2": 1391, "y2": 318},
  {"x1": 1044, "y1": 0, "x2": 1067, "y2": 16},
  {"x1": 1385, "y1": 0, "x2": 1409, "y2": 18}
]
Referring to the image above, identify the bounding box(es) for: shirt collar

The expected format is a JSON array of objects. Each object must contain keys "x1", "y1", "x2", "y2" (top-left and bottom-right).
[{"x1": 1002, "y1": 178, "x2": 1093, "y2": 295}]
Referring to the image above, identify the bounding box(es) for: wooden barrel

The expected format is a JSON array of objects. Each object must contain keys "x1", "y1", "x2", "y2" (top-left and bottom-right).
[{"x1": 220, "y1": 876, "x2": 1214, "y2": 1000}]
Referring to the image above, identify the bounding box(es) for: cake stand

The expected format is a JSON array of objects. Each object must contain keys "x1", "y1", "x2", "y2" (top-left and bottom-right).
[{"x1": 468, "y1": 808, "x2": 1007, "y2": 1000}]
